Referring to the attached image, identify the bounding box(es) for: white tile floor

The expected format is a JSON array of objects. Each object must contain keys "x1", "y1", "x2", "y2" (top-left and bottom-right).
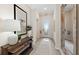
[{"x1": 30, "y1": 38, "x2": 61, "y2": 55}]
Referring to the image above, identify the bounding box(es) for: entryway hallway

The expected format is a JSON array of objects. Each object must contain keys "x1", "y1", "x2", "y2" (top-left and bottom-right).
[{"x1": 30, "y1": 38, "x2": 61, "y2": 55}]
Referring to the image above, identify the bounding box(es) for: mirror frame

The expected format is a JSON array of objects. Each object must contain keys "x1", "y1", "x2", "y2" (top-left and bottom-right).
[{"x1": 14, "y1": 4, "x2": 27, "y2": 36}]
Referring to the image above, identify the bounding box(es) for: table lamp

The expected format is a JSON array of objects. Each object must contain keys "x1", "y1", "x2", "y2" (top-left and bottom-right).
[{"x1": 0, "y1": 19, "x2": 21, "y2": 45}]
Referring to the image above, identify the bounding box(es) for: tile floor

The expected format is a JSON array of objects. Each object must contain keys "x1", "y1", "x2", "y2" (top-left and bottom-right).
[{"x1": 30, "y1": 38, "x2": 61, "y2": 55}]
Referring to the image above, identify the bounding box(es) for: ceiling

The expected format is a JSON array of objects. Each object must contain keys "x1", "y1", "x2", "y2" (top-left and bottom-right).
[{"x1": 28, "y1": 4, "x2": 56, "y2": 12}]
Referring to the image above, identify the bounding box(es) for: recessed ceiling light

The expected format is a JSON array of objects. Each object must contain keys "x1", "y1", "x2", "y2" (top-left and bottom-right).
[{"x1": 44, "y1": 8, "x2": 47, "y2": 10}]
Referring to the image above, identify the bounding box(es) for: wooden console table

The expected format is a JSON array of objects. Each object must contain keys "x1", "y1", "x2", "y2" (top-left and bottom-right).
[{"x1": 1, "y1": 36, "x2": 33, "y2": 55}]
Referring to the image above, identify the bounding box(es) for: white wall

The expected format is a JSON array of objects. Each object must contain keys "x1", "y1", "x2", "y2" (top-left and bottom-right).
[
  {"x1": 30, "y1": 10, "x2": 38, "y2": 46},
  {"x1": 54, "y1": 5, "x2": 61, "y2": 49},
  {"x1": 0, "y1": 4, "x2": 14, "y2": 19}
]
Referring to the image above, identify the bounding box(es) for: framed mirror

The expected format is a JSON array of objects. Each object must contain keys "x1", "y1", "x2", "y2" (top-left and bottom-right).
[{"x1": 14, "y1": 4, "x2": 27, "y2": 36}]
